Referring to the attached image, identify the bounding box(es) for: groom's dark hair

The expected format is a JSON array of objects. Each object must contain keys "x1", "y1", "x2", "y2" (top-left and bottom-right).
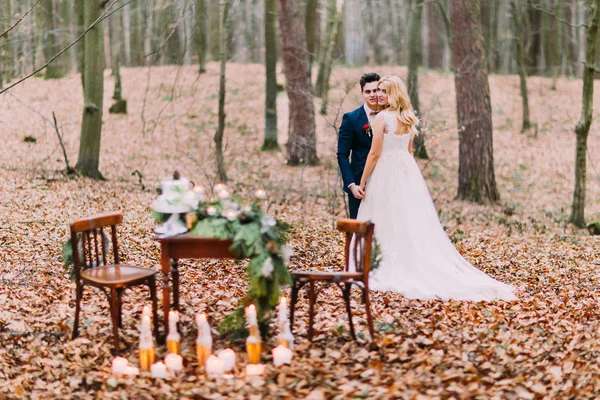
[{"x1": 360, "y1": 72, "x2": 380, "y2": 91}]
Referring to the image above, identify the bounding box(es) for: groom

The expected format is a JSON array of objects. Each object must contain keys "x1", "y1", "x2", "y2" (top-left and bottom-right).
[{"x1": 337, "y1": 72, "x2": 380, "y2": 219}]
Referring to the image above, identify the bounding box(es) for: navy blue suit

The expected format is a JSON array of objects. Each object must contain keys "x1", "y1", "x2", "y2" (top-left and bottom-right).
[{"x1": 337, "y1": 105, "x2": 373, "y2": 219}]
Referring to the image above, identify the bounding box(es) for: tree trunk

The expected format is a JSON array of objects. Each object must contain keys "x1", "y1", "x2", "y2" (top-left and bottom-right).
[
  {"x1": 40, "y1": 0, "x2": 65, "y2": 79},
  {"x1": 319, "y1": 0, "x2": 344, "y2": 115},
  {"x1": 214, "y1": 0, "x2": 230, "y2": 182},
  {"x1": 76, "y1": 0, "x2": 105, "y2": 179},
  {"x1": 196, "y1": 0, "x2": 207, "y2": 72},
  {"x1": 510, "y1": 0, "x2": 531, "y2": 132},
  {"x1": 130, "y1": 0, "x2": 145, "y2": 65},
  {"x1": 315, "y1": 0, "x2": 337, "y2": 98},
  {"x1": 451, "y1": 0, "x2": 499, "y2": 203},
  {"x1": 305, "y1": 0, "x2": 319, "y2": 77},
  {"x1": 408, "y1": 0, "x2": 428, "y2": 159},
  {"x1": 208, "y1": 0, "x2": 220, "y2": 59},
  {"x1": 277, "y1": 0, "x2": 318, "y2": 165},
  {"x1": 570, "y1": 0, "x2": 600, "y2": 227},
  {"x1": 3, "y1": 0, "x2": 13, "y2": 82},
  {"x1": 262, "y1": 0, "x2": 279, "y2": 151},
  {"x1": 75, "y1": 0, "x2": 85, "y2": 88},
  {"x1": 550, "y1": 0, "x2": 563, "y2": 89}
]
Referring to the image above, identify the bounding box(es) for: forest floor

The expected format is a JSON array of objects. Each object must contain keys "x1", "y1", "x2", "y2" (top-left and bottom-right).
[{"x1": 1, "y1": 63, "x2": 600, "y2": 399}]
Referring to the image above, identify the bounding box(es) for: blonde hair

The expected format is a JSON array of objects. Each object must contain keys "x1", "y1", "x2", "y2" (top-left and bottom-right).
[{"x1": 378, "y1": 75, "x2": 420, "y2": 135}]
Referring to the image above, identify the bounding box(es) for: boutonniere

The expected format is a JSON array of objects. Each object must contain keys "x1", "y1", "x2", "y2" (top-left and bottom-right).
[{"x1": 363, "y1": 123, "x2": 372, "y2": 137}]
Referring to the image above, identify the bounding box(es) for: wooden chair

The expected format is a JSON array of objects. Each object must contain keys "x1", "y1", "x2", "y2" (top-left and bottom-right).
[
  {"x1": 290, "y1": 219, "x2": 375, "y2": 341},
  {"x1": 70, "y1": 212, "x2": 159, "y2": 354}
]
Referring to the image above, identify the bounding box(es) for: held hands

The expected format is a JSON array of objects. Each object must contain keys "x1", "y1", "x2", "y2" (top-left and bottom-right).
[{"x1": 350, "y1": 184, "x2": 365, "y2": 200}]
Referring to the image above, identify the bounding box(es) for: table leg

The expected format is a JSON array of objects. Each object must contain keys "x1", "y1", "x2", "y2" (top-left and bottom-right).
[
  {"x1": 160, "y1": 243, "x2": 171, "y2": 344},
  {"x1": 171, "y1": 259, "x2": 180, "y2": 311}
]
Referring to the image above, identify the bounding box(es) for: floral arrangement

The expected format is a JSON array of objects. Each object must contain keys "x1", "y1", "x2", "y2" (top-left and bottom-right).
[
  {"x1": 363, "y1": 123, "x2": 372, "y2": 137},
  {"x1": 152, "y1": 173, "x2": 292, "y2": 337}
]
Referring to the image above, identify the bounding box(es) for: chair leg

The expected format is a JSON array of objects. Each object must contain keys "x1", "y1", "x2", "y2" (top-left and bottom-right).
[
  {"x1": 308, "y1": 281, "x2": 317, "y2": 342},
  {"x1": 290, "y1": 280, "x2": 299, "y2": 334},
  {"x1": 117, "y1": 291, "x2": 123, "y2": 328},
  {"x1": 108, "y1": 288, "x2": 121, "y2": 355},
  {"x1": 343, "y1": 283, "x2": 356, "y2": 340},
  {"x1": 363, "y1": 288, "x2": 375, "y2": 340},
  {"x1": 149, "y1": 276, "x2": 160, "y2": 341},
  {"x1": 72, "y1": 284, "x2": 84, "y2": 339}
]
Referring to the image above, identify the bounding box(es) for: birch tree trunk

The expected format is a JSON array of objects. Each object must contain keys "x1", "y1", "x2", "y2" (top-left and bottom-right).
[
  {"x1": 451, "y1": 0, "x2": 499, "y2": 203},
  {"x1": 277, "y1": 0, "x2": 318, "y2": 165},
  {"x1": 214, "y1": 0, "x2": 230, "y2": 182},
  {"x1": 40, "y1": 0, "x2": 65, "y2": 78},
  {"x1": 318, "y1": 0, "x2": 344, "y2": 115},
  {"x1": 76, "y1": 0, "x2": 105, "y2": 179},
  {"x1": 510, "y1": 0, "x2": 531, "y2": 132},
  {"x1": 408, "y1": 0, "x2": 427, "y2": 158},
  {"x1": 262, "y1": 0, "x2": 279, "y2": 150},
  {"x1": 196, "y1": 0, "x2": 207, "y2": 72},
  {"x1": 570, "y1": 0, "x2": 600, "y2": 227}
]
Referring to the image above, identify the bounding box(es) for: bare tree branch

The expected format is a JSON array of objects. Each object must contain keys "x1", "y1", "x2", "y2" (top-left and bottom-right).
[
  {"x1": 0, "y1": 0, "x2": 40, "y2": 39},
  {"x1": 530, "y1": 3, "x2": 587, "y2": 29},
  {"x1": 0, "y1": 0, "x2": 134, "y2": 95}
]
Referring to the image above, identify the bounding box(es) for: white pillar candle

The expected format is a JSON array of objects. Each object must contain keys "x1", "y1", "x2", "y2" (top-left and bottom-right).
[
  {"x1": 111, "y1": 357, "x2": 129, "y2": 374},
  {"x1": 217, "y1": 348, "x2": 236, "y2": 372},
  {"x1": 214, "y1": 183, "x2": 226, "y2": 193},
  {"x1": 254, "y1": 189, "x2": 267, "y2": 199},
  {"x1": 123, "y1": 366, "x2": 140, "y2": 376},
  {"x1": 245, "y1": 304, "x2": 257, "y2": 327},
  {"x1": 278, "y1": 297, "x2": 288, "y2": 323},
  {"x1": 151, "y1": 362, "x2": 168, "y2": 378},
  {"x1": 245, "y1": 364, "x2": 265, "y2": 376},
  {"x1": 205, "y1": 355, "x2": 224, "y2": 376},
  {"x1": 164, "y1": 353, "x2": 183, "y2": 372},
  {"x1": 218, "y1": 189, "x2": 231, "y2": 200},
  {"x1": 193, "y1": 185, "x2": 206, "y2": 201},
  {"x1": 206, "y1": 205, "x2": 217, "y2": 216},
  {"x1": 272, "y1": 345, "x2": 293, "y2": 366},
  {"x1": 142, "y1": 305, "x2": 151, "y2": 319}
]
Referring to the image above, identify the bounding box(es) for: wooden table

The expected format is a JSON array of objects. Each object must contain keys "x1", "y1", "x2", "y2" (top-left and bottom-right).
[{"x1": 156, "y1": 233, "x2": 235, "y2": 338}]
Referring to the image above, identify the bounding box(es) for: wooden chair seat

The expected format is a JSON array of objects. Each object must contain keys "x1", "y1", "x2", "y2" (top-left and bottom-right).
[
  {"x1": 82, "y1": 264, "x2": 156, "y2": 287},
  {"x1": 290, "y1": 219, "x2": 376, "y2": 342},
  {"x1": 291, "y1": 271, "x2": 363, "y2": 281}
]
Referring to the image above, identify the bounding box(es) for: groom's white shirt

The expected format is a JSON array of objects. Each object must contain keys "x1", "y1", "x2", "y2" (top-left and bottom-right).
[{"x1": 364, "y1": 104, "x2": 377, "y2": 127}]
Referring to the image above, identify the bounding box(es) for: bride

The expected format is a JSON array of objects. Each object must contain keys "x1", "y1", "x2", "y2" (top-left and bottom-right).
[{"x1": 356, "y1": 75, "x2": 515, "y2": 301}]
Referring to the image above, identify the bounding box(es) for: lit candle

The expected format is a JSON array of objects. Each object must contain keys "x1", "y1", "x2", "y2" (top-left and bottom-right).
[
  {"x1": 243, "y1": 205, "x2": 252, "y2": 213},
  {"x1": 277, "y1": 320, "x2": 294, "y2": 350},
  {"x1": 151, "y1": 362, "x2": 168, "y2": 378},
  {"x1": 139, "y1": 315, "x2": 155, "y2": 371},
  {"x1": 245, "y1": 364, "x2": 265, "y2": 376},
  {"x1": 223, "y1": 209, "x2": 238, "y2": 221},
  {"x1": 255, "y1": 189, "x2": 267, "y2": 199},
  {"x1": 166, "y1": 310, "x2": 180, "y2": 354},
  {"x1": 205, "y1": 355, "x2": 224, "y2": 376},
  {"x1": 112, "y1": 357, "x2": 129, "y2": 374},
  {"x1": 218, "y1": 189, "x2": 230, "y2": 200},
  {"x1": 245, "y1": 304, "x2": 257, "y2": 327},
  {"x1": 196, "y1": 313, "x2": 212, "y2": 365},
  {"x1": 213, "y1": 183, "x2": 226, "y2": 193},
  {"x1": 123, "y1": 366, "x2": 140, "y2": 376},
  {"x1": 272, "y1": 345, "x2": 293, "y2": 366},
  {"x1": 165, "y1": 353, "x2": 183, "y2": 372},
  {"x1": 206, "y1": 205, "x2": 217, "y2": 217},
  {"x1": 142, "y1": 305, "x2": 151, "y2": 319},
  {"x1": 278, "y1": 297, "x2": 288, "y2": 324},
  {"x1": 218, "y1": 348, "x2": 236, "y2": 372}
]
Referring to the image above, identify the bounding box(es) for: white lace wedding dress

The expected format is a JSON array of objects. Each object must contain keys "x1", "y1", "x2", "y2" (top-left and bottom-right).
[{"x1": 356, "y1": 111, "x2": 516, "y2": 301}]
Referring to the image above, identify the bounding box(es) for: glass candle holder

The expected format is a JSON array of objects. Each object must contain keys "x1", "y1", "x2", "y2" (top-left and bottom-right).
[{"x1": 139, "y1": 346, "x2": 155, "y2": 371}]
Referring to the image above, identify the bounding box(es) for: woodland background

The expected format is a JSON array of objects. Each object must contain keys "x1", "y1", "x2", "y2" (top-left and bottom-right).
[{"x1": 1, "y1": 0, "x2": 600, "y2": 399}]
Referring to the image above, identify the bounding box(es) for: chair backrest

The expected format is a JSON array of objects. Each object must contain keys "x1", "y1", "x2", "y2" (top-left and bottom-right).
[
  {"x1": 70, "y1": 212, "x2": 122, "y2": 277},
  {"x1": 337, "y1": 219, "x2": 375, "y2": 277}
]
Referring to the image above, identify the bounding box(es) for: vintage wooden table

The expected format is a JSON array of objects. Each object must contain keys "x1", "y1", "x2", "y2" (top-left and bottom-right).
[{"x1": 156, "y1": 233, "x2": 235, "y2": 338}]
